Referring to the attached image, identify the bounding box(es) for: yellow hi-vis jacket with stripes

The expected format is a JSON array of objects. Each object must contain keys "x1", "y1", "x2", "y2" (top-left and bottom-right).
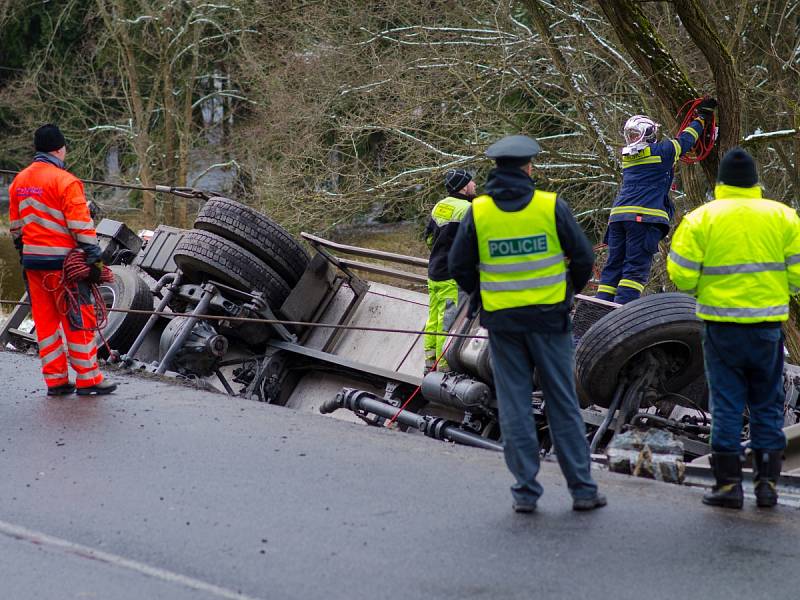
[
  {"x1": 473, "y1": 189, "x2": 567, "y2": 312},
  {"x1": 667, "y1": 184, "x2": 800, "y2": 323}
]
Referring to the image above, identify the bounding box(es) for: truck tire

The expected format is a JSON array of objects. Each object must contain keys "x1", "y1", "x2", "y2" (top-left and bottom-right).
[
  {"x1": 574, "y1": 292, "x2": 705, "y2": 409},
  {"x1": 97, "y1": 266, "x2": 154, "y2": 357},
  {"x1": 194, "y1": 197, "x2": 309, "y2": 286},
  {"x1": 173, "y1": 230, "x2": 291, "y2": 308}
]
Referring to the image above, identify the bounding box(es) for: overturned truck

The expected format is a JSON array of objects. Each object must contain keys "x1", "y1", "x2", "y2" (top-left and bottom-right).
[{"x1": 3, "y1": 196, "x2": 800, "y2": 464}]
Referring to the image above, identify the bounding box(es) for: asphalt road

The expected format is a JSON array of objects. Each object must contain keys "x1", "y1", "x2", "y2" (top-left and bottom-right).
[{"x1": 0, "y1": 350, "x2": 798, "y2": 600}]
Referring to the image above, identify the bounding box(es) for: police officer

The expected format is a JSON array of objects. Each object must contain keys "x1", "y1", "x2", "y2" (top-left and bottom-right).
[
  {"x1": 596, "y1": 98, "x2": 716, "y2": 304},
  {"x1": 422, "y1": 169, "x2": 476, "y2": 372},
  {"x1": 449, "y1": 135, "x2": 605, "y2": 513},
  {"x1": 8, "y1": 124, "x2": 117, "y2": 396},
  {"x1": 668, "y1": 147, "x2": 800, "y2": 509}
]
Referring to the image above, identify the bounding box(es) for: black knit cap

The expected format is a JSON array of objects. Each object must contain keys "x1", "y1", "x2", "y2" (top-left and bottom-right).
[
  {"x1": 717, "y1": 146, "x2": 758, "y2": 188},
  {"x1": 445, "y1": 168, "x2": 472, "y2": 194},
  {"x1": 34, "y1": 124, "x2": 66, "y2": 153}
]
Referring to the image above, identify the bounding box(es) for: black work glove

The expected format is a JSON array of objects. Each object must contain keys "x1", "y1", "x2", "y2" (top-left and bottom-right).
[
  {"x1": 697, "y1": 97, "x2": 717, "y2": 120},
  {"x1": 86, "y1": 262, "x2": 103, "y2": 284},
  {"x1": 12, "y1": 236, "x2": 23, "y2": 263}
]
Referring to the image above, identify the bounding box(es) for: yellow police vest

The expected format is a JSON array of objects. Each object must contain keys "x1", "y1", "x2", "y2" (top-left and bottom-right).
[
  {"x1": 473, "y1": 189, "x2": 567, "y2": 312},
  {"x1": 667, "y1": 184, "x2": 800, "y2": 323}
]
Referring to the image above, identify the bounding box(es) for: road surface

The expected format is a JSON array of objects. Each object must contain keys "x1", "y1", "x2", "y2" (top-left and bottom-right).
[{"x1": 0, "y1": 350, "x2": 797, "y2": 600}]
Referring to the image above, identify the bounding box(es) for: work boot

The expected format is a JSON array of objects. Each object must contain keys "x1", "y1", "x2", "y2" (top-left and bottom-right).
[
  {"x1": 752, "y1": 449, "x2": 783, "y2": 508},
  {"x1": 76, "y1": 380, "x2": 118, "y2": 396},
  {"x1": 702, "y1": 452, "x2": 744, "y2": 509},
  {"x1": 572, "y1": 493, "x2": 607, "y2": 511},
  {"x1": 47, "y1": 383, "x2": 76, "y2": 396}
]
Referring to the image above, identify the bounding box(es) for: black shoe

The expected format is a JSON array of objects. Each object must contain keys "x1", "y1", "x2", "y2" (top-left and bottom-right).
[
  {"x1": 573, "y1": 493, "x2": 607, "y2": 511},
  {"x1": 702, "y1": 452, "x2": 744, "y2": 509},
  {"x1": 512, "y1": 500, "x2": 537, "y2": 514},
  {"x1": 752, "y1": 449, "x2": 782, "y2": 508},
  {"x1": 47, "y1": 383, "x2": 76, "y2": 396},
  {"x1": 76, "y1": 381, "x2": 117, "y2": 396}
]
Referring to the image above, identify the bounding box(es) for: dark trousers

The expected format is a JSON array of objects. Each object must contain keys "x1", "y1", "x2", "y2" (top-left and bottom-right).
[
  {"x1": 703, "y1": 323, "x2": 786, "y2": 453},
  {"x1": 488, "y1": 330, "x2": 598, "y2": 503},
  {"x1": 596, "y1": 221, "x2": 662, "y2": 304}
]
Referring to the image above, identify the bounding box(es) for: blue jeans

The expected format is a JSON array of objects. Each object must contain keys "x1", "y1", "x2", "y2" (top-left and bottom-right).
[
  {"x1": 596, "y1": 221, "x2": 662, "y2": 304},
  {"x1": 489, "y1": 330, "x2": 598, "y2": 504},
  {"x1": 703, "y1": 323, "x2": 786, "y2": 452}
]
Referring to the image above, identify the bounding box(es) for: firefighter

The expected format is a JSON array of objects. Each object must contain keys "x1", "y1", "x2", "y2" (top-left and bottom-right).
[
  {"x1": 422, "y1": 168, "x2": 476, "y2": 372},
  {"x1": 8, "y1": 124, "x2": 117, "y2": 396},
  {"x1": 596, "y1": 98, "x2": 717, "y2": 304},
  {"x1": 449, "y1": 135, "x2": 604, "y2": 513},
  {"x1": 667, "y1": 147, "x2": 800, "y2": 509}
]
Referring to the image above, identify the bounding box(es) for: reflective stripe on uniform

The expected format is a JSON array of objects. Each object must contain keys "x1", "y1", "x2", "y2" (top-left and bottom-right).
[
  {"x1": 597, "y1": 284, "x2": 616, "y2": 295},
  {"x1": 9, "y1": 219, "x2": 23, "y2": 229},
  {"x1": 40, "y1": 345, "x2": 65, "y2": 366},
  {"x1": 67, "y1": 340, "x2": 96, "y2": 354},
  {"x1": 67, "y1": 219, "x2": 94, "y2": 229},
  {"x1": 21, "y1": 212, "x2": 71, "y2": 235},
  {"x1": 44, "y1": 372, "x2": 69, "y2": 381},
  {"x1": 38, "y1": 331, "x2": 63, "y2": 350},
  {"x1": 478, "y1": 253, "x2": 565, "y2": 274},
  {"x1": 702, "y1": 262, "x2": 786, "y2": 275},
  {"x1": 76, "y1": 368, "x2": 102, "y2": 382},
  {"x1": 668, "y1": 250, "x2": 701, "y2": 271},
  {"x1": 682, "y1": 127, "x2": 700, "y2": 142},
  {"x1": 481, "y1": 272, "x2": 566, "y2": 291},
  {"x1": 610, "y1": 205, "x2": 669, "y2": 220},
  {"x1": 786, "y1": 254, "x2": 800, "y2": 265},
  {"x1": 19, "y1": 197, "x2": 67, "y2": 222},
  {"x1": 70, "y1": 356, "x2": 98, "y2": 369},
  {"x1": 618, "y1": 278, "x2": 645, "y2": 292},
  {"x1": 697, "y1": 304, "x2": 789, "y2": 318},
  {"x1": 671, "y1": 139, "x2": 682, "y2": 164},
  {"x1": 23, "y1": 245, "x2": 71, "y2": 256},
  {"x1": 76, "y1": 234, "x2": 99, "y2": 244}
]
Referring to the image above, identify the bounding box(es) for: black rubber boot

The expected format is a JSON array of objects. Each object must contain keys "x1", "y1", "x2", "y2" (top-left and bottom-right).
[
  {"x1": 702, "y1": 452, "x2": 744, "y2": 509},
  {"x1": 76, "y1": 380, "x2": 118, "y2": 396},
  {"x1": 47, "y1": 383, "x2": 76, "y2": 396},
  {"x1": 752, "y1": 449, "x2": 782, "y2": 508}
]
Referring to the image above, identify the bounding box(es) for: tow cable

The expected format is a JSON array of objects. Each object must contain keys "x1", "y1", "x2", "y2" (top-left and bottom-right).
[{"x1": 675, "y1": 96, "x2": 718, "y2": 165}]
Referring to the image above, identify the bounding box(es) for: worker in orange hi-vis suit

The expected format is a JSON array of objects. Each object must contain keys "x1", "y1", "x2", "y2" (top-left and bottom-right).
[{"x1": 8, "y1": 124, "x2": 117, "y2": 396}]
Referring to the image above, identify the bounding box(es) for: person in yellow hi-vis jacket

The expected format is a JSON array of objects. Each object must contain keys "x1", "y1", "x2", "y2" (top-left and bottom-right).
[
  {"x1": 668, "y1": 147, "x2": 800, "y2": 509},
  {"x1": 422, "y1": 169, "x2": 476, "y2": 372}
]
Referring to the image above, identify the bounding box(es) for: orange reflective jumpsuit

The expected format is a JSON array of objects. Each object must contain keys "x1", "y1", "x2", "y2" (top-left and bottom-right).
[{"x1": 9, "y1": 159, "x2": 104, "y2": 389}]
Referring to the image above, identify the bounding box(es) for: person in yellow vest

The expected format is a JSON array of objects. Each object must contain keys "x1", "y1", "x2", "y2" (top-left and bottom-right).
[
  {"x1": 667, "y1": 147, "x2": 800, "y2": 509},
  {"x1": 422, "y1": 169, "x2": 476, "y2": 372},
  {"x1": 449, "y1": 135, "x2": 605, "y2": 513}
]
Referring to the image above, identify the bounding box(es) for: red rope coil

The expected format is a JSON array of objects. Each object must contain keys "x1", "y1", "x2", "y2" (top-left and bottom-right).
[{"x1": 675, "y1": 96, "x2": 717, "y2": 165}]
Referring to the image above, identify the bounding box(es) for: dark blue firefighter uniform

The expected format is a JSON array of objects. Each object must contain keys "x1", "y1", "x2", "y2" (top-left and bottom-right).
[{"x1": 596, "y1": 119, "x2": 705, "y2": 304}]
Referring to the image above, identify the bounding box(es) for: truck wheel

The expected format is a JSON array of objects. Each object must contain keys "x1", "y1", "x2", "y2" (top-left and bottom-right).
[
  {"x1": 194, "y1": 197, "x2": 309, "y2": 286},
  {"x1": 574, "y1": 292, "x2": 704, "y2": 409},
  {"x1": 173, "y1": 230, "x2": 291, "y2": 308},
  {"x1": 97, "y1": 266, "x2": 154, "y2": 357}
]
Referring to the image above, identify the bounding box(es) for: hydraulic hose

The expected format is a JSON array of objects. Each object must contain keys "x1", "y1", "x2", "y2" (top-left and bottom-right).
[{"x1": 321, "y1": 388, "x2": 503, "y2": 452}]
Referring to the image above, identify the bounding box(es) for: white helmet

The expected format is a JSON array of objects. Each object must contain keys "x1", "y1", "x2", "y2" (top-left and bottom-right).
[{"x1": 622, "y1": 115, "x2": 660, "y2": 155}]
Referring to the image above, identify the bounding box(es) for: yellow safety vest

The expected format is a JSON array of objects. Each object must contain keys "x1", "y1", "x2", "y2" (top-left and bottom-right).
[
  {"x1": 473, "y1": 189, "x2": 567, "y2": 312},
  {"x1": 667, "y1": 184, "x2": 800, "y2": 323},
  {"x1": 430, "y1": 196, "x2": 471, "y2": 226}
]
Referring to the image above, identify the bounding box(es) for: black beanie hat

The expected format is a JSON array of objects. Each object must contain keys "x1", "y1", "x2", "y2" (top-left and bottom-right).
[
  {"x1": 34, "y1": 124, "x2": 66, "y2": 153},
  {"x1": 717, "y1": 147, "x2": 758, "y2": 188},
  {"x1": 445, "y1": 168, "x2": 472, "y2": 194}
]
